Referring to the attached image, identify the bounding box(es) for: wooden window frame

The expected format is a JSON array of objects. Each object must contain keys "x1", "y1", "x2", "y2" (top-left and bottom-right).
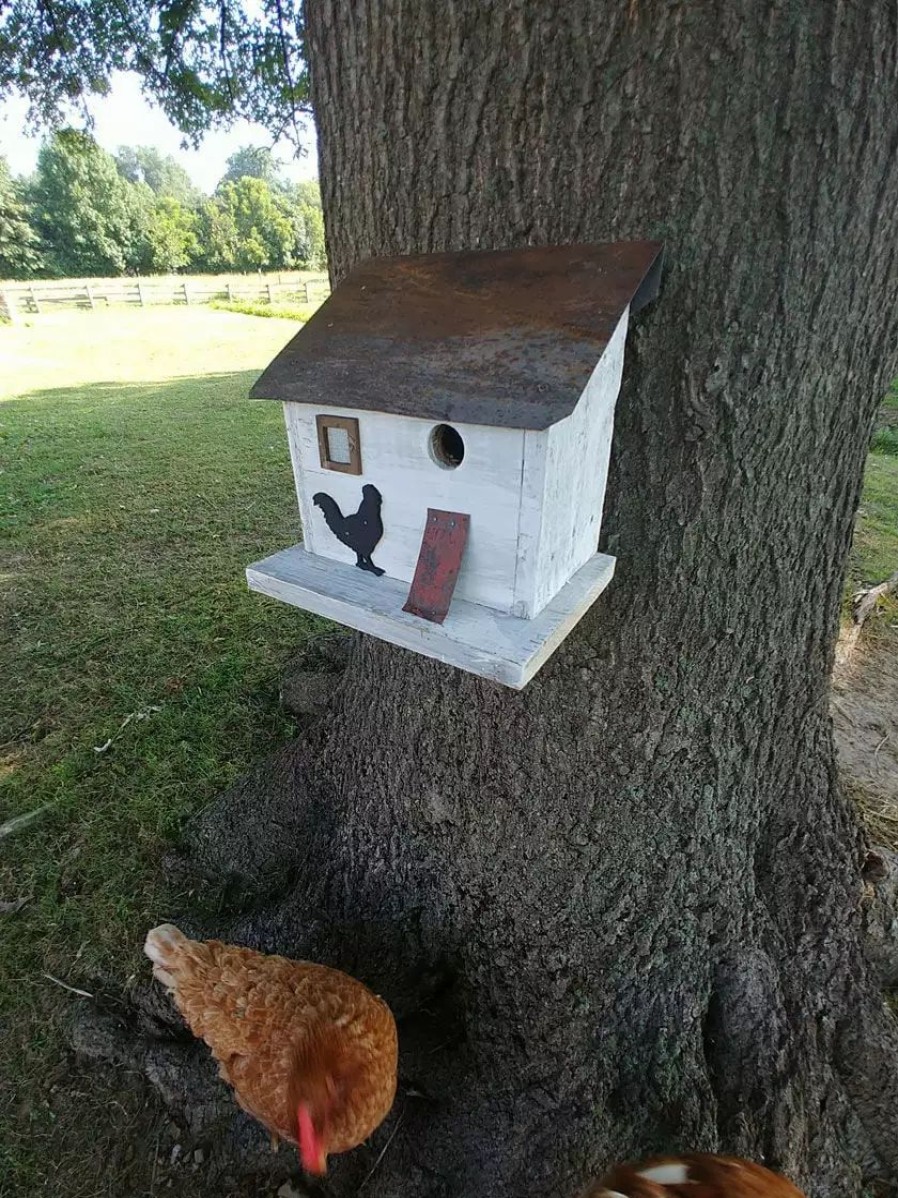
[{"x1": 316, "y1": 415, "x2": 362, "y2": 474}]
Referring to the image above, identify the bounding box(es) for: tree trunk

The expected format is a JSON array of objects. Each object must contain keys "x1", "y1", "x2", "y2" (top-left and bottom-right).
[{"x1": 175, "y1": 4, "x2": 898, "y2": 1196}]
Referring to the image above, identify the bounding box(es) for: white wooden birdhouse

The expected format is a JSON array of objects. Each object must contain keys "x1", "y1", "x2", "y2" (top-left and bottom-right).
[{"x1": 246, "y1": 241, "x2": 662, "y2": 688}]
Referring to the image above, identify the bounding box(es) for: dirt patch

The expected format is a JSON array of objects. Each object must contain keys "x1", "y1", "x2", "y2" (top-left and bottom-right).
[
  {"x1": 833, "y1": 612, "x2": 898, "y2": 851},
  {"x1": 3, "y1": 1040, "x2": 304, "y2": 1198}
]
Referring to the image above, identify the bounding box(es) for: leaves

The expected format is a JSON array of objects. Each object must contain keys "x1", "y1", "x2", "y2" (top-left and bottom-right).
[
  {"x1": 28, "y1": 133, "x2": 141, "y2": 276},
  {"x1": 0, "y1": 158, "x2": 43, "y2": 279},
  {"x1": 113, "y1": 146, "x2": 200, "y2": 204},
  {"x1": 218, "y1": 144, "x2": 286, "y2": 190},
  {"x1": 1, "y1": 132, "x2": 325, "y2": 280},
  {"x1": 0, "y1": 0, "x2": 311, "y2": 146},
  {"x1": 194, "y1": 174, "x2": 311, "y2": 272}
]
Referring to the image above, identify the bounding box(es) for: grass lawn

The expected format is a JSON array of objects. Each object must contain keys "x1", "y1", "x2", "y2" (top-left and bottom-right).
[
  {"x1": 849, "y1": 381, "x2": 898, "y2": 588},
  {"x1": 210, "y1": 297, "x2": 323, "y2": 322},
  {"x1": 0, "y1": 308, "x2": 326, "y2": 1194},
  {"x1": 850, "y1": 454, "x2": 898, "y2": 587}
]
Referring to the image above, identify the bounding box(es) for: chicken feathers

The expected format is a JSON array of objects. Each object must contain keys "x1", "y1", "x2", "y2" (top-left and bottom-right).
[
  {"x1": 144, "y1": 924, "x2": 398, "y2": 1169},
  {"x1": 583, "y1": 1154, "x2": 806, "y2": 1197}
]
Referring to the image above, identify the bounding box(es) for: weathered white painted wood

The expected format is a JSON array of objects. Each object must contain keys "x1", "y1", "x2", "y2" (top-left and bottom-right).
[
  {"x1": 247, "y1": 544, "x2": 616, "y2": 689},
  {"x1": 514, "y1": 308, "x2": 629, "y2": 616},
  {"x1": 283, "y1": 403, "x2": 526, "y2": 614},
  {"x1": 283, "y1": 403, "x2": 318, "y2": 548},
  {"x1": 511, "y1": 426, "x2": 549, "y2": 618}
]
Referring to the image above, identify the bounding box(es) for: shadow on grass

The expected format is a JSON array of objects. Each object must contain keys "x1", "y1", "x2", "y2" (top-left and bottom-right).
[{"x1": 2, "y1": 368, "x2": 265, "y2": 407}]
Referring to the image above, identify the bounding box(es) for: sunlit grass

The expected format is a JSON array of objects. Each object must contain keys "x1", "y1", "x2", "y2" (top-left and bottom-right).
[
  {"x1": 210, "y1": 297, "x2": 322, "y2": 321},
  {"x1": 850, "y1": 444, "x2": 898, "y2": 588},
  {"x1": 0, "y1": 305, "x2": 303, "y2": 397}
]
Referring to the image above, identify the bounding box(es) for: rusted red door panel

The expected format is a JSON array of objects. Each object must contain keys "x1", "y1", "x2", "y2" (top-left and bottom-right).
[{"x1": 403, "y1": 509, "x2": 471, "y2": 624}]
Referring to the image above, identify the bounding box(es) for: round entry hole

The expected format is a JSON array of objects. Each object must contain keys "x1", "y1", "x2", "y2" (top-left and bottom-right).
[{"x1": 429, "y1": 423, "x2": 465, "y2": 469}]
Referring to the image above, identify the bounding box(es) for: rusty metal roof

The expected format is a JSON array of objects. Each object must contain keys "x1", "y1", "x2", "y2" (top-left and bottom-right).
[{"x1": 251, "y1": 241, "x2": 663, "y2": 430}]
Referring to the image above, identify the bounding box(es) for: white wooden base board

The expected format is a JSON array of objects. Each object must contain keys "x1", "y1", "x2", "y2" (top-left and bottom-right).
[{"x1": 246, "y1": 545, "x2": 615, "y2": 689}]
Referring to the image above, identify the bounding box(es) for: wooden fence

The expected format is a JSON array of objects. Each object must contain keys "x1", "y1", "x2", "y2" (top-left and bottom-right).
[{"x1": 0, "y1": 272, "x2": 330, "y2": 321}]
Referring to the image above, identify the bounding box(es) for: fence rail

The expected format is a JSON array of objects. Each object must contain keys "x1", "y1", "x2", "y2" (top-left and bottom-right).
[{"x1": 0, "y1": 273, "x2": 330, "y2": 320}]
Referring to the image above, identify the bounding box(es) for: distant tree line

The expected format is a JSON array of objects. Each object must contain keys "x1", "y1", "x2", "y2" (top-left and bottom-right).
[{"x1": 0, "y1": 133, "x2": 326, "y2": 280}]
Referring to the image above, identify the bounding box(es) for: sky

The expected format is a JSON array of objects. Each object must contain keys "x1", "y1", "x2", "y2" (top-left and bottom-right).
[{"x1": 0, "y1": 71, "x2": 319, "y2": 193}]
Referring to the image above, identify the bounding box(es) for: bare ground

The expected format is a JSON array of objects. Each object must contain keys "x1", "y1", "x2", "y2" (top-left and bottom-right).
[{"x1": 834, "y1": 609, "x2": 898, "y2": 853}]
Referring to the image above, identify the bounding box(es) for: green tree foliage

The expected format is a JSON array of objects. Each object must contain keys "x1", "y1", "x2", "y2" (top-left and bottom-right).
[
  {"x1": 0, "y1": 0, "x2": 328, "y2": 278},
  {"x1": 193, "y1": 198, "x2": 240, "y2": 273},
  {"x1": 16, "y1": 132, "x2": 325, "y2": 278},
  {"x1": 289, "y1": 180, "x2": 326, "y2": 269},
  {"x1": 217, "y1": 176, "x2": 295, "y2": 269},
  {"x1": 114, "y1": 146, "x2": 199, "y2": 203},
  {"x1": 294, "y1": 180, "x2": 322, "y2": 208},
  {"x1": 140, "y1": 196, "x2": 200, "y2": 273},
  {"x1": 0, "y1": 1, "x2": 309, "y2": 148},
  {"x1": 295, "y1": 199, "x2": 326, "y2": 270},
  {"x1": 0, "y1": 155, "x2": 42, "y2": 279},
  {"x1": 114, "y1": 156, "x2": 200, "y2": 273},
  {"x1": 29, "y1": 131, "x2": 144, "y2": 276},
  {"x1": 218, "y1": 145, "x2": 285, "y2": 191}
]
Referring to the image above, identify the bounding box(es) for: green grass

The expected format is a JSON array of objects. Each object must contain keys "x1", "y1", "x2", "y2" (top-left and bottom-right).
[
  {"x1": 871, "y1": 426, "x2": 898, "y2": 457},
  {"x1": 210, "y1": 297, "x2": 321, "y2": 322},
  {"x1": 871, "y1": 379, "x2": 898, "y2": 456},
  {"x1": 0, "y1": 307, "x2": 327, "y2": 1193},
  {"x1": 848, "y1": 382, "x2": 898, "y2": 588}
]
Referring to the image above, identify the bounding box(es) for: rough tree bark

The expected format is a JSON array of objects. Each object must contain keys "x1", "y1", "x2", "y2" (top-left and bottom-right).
[{"x1": 149, "y1": 4, "x2": 898, "y2": 1197}]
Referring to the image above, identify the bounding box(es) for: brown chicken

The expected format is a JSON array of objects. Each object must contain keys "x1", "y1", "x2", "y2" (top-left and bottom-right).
[
  {"x1": 582, "y1": 1154, "x2": 806, "y2": 1197},
  {"x1": 144, "y1": 924, "x2": 398, "y2": 1174}
]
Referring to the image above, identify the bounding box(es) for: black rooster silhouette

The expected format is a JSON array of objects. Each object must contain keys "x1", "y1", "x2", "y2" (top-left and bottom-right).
[{"x1": 312, "y1": 484, "x2": 385, "y2": 576}]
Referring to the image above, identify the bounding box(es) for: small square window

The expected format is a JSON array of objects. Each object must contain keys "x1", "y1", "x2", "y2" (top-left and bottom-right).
[{"x1": 316, "y1": 415, "x2": 362, "y2": 474}]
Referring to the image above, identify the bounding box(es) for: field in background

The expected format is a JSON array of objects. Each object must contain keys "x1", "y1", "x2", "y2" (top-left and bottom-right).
[{"x1": 0, "y1": 269, "x2": 330, "y2": 321}]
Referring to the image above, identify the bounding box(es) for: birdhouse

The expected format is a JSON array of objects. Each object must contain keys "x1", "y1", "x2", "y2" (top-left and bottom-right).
[{"x1": 247, "y1": 241, "x2": 663, "y2": 688}]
